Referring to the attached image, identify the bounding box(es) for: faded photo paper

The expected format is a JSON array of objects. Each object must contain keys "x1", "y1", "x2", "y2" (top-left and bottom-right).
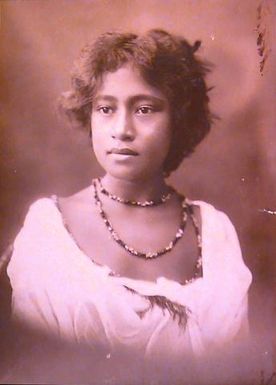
[{"x1": 0, "y1": 1, "x2": 275, "y2": 384}]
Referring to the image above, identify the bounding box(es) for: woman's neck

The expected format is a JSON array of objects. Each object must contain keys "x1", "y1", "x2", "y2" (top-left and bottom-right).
[{"x1": 100, "y1": 174, "x2": 169, "y2": 203}]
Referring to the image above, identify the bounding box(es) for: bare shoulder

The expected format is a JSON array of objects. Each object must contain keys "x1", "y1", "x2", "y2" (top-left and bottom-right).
[
  {"x1": 58, "y1": 186, "x2": 97, "y2": 222},
  {"x1": 188, "y1": 202, "x2": 202, "y2": 233},
  {"x1": 59, "y1": 185, "x2": 92, "y2": 206}
]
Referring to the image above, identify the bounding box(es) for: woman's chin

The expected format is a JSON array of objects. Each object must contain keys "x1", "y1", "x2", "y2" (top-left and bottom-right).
[{"x1": 103, "y1": 168, "x2": 163, "y2": 184}]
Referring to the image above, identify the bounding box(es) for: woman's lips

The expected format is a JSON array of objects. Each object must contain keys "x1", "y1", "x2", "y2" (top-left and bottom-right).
[{"x1": 108, "y1": 148, "x2": 138, "y2": 156}]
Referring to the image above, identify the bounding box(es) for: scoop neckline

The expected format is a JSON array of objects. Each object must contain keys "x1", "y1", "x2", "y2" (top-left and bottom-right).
[{"x1": 50, "y1": 194, "x2": 204, "y2": 287}]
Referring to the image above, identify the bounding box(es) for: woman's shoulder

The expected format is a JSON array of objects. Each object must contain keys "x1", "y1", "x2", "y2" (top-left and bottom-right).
[
  {"x1": 188, "y1": 199, "x2": 238, "y2": 239},
  {"x1": 10, "y1": 197, "x2": 61, "y2": 256},
  {"x1": 189, "y1": 199, "x2": 240, "y2": 253},
  {"x1": 23, "y1": 186, "x2": 92, "y2": 223},
  {"x1": 16, "y1": 197, "x2": 58, "y2": 231},
  {"x1": 57, "y1": 186, "x2": 94, "y2": 214},
  {"x1": 7, "y1": 191, "x2": 91, "y2": 280},
  {"x1": 27, "y1": 195, "x2": 57, "y2": 211},
  {"x1": 188, "y1": 198, "x2": 229, "y2": 218},
  {"x1": 189, "y1": 199, "x2": 252, "y2": 285}
]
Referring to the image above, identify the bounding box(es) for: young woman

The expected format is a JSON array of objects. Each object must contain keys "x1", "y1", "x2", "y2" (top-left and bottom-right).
[{"x1": 3, "y1": 29, "x2": 252, "y2": 384}]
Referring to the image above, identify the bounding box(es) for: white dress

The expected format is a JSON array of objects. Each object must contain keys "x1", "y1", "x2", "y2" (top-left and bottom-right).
[{"x1": 5, "y1": 198, "x2": 252, "y2": 384}]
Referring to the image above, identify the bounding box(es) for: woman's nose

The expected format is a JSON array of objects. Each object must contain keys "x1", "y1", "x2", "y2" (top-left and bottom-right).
[{"x1": 111, "y1": 111, "x2": 135, "y2": 141}]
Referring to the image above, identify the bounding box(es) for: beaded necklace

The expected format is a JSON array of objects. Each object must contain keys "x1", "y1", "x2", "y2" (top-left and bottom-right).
[
  {"x1": 97, "y1": 177, "x2": 174, "y2": 207},
  {"x1": 92, "y1": 178, "x2": 188, "y2": 259}
]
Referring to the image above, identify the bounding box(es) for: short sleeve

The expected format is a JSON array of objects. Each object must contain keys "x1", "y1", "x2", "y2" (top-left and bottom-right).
[
  {"x1": 7, "y1": 199, "x2": 109, "y2": 347},
  {"x1": 7, "y1": 199, "x2": 66, "y2": 335},
  {"x1": 194, "y1": 201, "x2": 252, "y2": 350}
]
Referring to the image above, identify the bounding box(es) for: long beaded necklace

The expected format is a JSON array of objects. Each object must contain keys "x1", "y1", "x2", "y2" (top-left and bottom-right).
[
  {"x1": 97, "y1": 177, "x2": 174, "y2": 207},
  {"x1": 92, "y1": 178, "x2": 188, "y2": 259}
]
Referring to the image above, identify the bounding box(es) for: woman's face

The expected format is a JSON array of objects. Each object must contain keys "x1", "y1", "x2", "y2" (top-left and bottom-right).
[{"x1": 91, "y1": 64, "x2": 171, "y2": 182}]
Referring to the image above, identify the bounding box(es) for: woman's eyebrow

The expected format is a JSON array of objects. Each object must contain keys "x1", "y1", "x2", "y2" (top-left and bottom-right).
[
  {"x1": 93, "y1": 95, "x2": 116, "y2": 103},
  {"x1": 93, "y1": 94, "x2": 167, "y2": 105},
  {"x1": 129, "y1": 95, "x2": 166, "y2": 104}
]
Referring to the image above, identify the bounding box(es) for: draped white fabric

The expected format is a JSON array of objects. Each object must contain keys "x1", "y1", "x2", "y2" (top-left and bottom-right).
[{"x1": 8, "y1": 198, "x2": 252, "y2": 362}]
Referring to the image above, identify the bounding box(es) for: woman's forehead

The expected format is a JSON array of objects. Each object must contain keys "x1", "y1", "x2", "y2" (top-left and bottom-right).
[{"x1": 94, "y1": 64, "x2": 168, "y2": 102}]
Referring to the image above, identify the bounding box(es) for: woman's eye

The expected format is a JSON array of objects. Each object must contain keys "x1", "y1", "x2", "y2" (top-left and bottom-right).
[
  {"x1": 136, "y1": 106, "x2": 154, "y2": 115},
  {"x1": 97, "y1": 106, "x2": 113, "y2": 115}
]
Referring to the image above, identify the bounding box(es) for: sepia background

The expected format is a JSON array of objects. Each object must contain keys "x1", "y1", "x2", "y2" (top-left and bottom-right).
[{"x1": 0, "y1": 0, "x2": 275, "y2": 370}]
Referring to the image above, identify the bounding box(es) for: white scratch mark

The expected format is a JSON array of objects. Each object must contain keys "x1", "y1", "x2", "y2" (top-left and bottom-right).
[{"x1": 259, "y1": 208, "x2": 276, "y2": 215}]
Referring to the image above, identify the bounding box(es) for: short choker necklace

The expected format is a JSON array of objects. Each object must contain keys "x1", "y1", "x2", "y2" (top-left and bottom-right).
[
  {"x1": 92, "y1": 179, "x2": 188, "y2": 259},
  {"x1": 97, "y1": 178, "x2": 174, "y2": 207}
]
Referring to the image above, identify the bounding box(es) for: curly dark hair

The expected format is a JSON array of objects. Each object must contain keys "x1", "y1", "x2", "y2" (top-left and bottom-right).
[{"x1": 59, "y1": 29, "x2": 212, "y2": 175}]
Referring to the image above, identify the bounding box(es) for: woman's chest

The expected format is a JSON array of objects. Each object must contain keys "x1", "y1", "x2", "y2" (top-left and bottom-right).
[{"x1": 64, "y1": 207, "x2": 200, "y2": 284}]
